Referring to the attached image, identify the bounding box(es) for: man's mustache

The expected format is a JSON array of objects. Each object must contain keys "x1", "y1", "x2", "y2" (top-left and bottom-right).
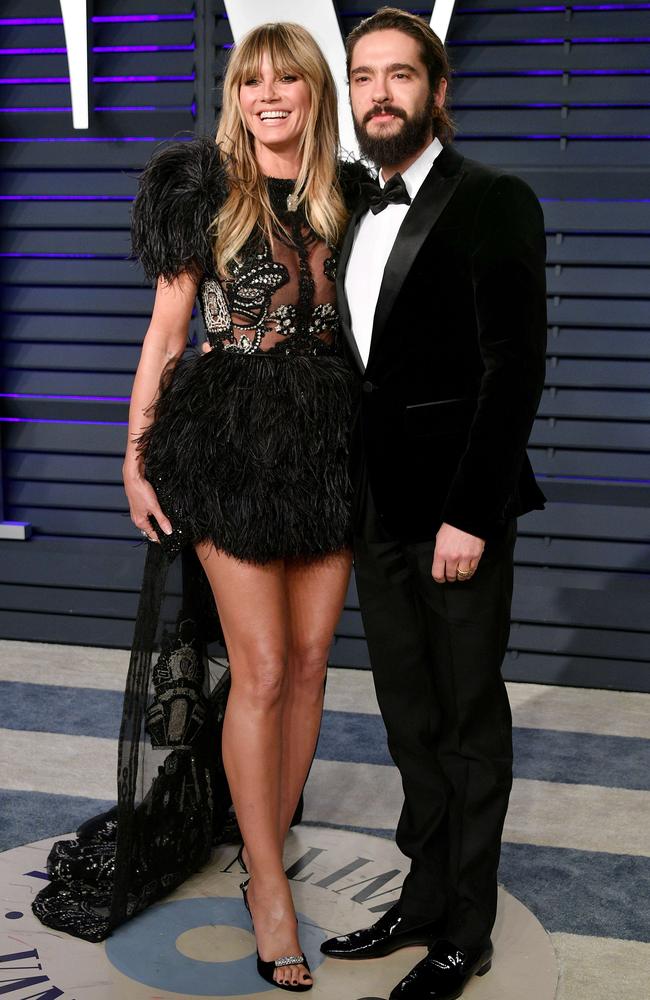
[{"x1": 363, "y1": 104, "x2": 407, "y2": 124}]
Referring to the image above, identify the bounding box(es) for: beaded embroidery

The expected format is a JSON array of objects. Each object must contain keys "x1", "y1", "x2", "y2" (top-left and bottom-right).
[{"x1": 198, "y1": 177, "x2": 339, "y2": 357}]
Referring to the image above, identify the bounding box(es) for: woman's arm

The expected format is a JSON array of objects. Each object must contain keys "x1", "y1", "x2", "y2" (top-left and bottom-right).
[{"x1": 123, "y1": 271, "x2": 198, "y2": 539}]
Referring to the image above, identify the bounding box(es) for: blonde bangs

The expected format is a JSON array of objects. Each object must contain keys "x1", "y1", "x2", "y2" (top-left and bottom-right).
[
  {"x1": 212, "y1": 22, "x2": 348, "y2": 277},
  {"x1": 231, "y1": 27, "x2": 308, "y2": 87}
]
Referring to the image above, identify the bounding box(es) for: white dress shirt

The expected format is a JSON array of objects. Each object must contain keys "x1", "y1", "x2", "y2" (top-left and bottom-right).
[{"x1": 345, "y1": 137, "x2": 443, "y2": 368}]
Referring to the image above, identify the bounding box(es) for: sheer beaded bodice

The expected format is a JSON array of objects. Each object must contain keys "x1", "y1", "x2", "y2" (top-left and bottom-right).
[{"x1": 198, "y1": 177, "x2": 340, "y2": 356}]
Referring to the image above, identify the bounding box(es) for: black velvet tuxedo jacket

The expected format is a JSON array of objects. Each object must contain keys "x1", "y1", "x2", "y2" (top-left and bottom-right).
[{"x1": 338, "y1": 143, "x2": 548, "y2": 542}]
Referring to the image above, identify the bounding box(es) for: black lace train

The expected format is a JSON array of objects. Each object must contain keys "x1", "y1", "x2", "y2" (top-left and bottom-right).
[{"x1": 32, "y1": 547, "x2": 236, "y2": 942}]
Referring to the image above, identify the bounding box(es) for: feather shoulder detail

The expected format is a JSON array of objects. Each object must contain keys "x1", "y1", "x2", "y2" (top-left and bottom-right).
[{"x1": 131, "y1": 135, "x2": 228, "y2": 283}]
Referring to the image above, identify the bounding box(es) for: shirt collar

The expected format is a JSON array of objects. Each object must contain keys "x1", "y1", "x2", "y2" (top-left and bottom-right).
[{"x1": 378, "y1": 137, "x2": 443, "y2": 199}]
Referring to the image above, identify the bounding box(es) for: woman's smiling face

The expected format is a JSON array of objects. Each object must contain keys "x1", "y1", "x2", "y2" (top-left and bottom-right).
[{"x1": 239, "y1": 51, "x2": 312, "y2": 158}]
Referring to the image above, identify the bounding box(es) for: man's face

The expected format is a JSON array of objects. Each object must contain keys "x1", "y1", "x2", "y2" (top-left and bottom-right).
[{"x1": 349, "y1": 28, "x2": 446, "y2": 168}]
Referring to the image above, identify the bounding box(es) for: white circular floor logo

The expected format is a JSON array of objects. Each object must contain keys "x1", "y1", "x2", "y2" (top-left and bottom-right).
[{"x1": 0, "y1": 826, "x2": 557, "y2": 999}]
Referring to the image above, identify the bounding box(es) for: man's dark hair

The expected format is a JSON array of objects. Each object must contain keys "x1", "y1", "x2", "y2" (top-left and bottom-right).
[{"x1": 345, "y1": 6, "x2": 455, "y2": 143}]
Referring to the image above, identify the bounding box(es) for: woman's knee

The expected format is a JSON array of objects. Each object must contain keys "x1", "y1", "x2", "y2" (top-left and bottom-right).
[
  {"x1": 288, "y1": 640, "x2": 330, "y2": 689},
  {"x1": 229, "y1": 650, "x2": 287, "y2": 710}
]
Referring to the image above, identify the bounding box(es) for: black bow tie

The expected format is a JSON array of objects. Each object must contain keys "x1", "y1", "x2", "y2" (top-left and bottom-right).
[{"x1": 362, "y1": 172, "x2": 412, "y2": 215}]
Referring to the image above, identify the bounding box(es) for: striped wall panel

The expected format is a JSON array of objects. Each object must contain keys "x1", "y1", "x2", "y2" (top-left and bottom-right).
[
  {"x1": 0, "y1": 0, "x2": 197, "y2": 643},
  {"x1": 1, "y1": 1, "x2": 648, "y2": 690},
  {"x1": 445, "y1": 0, "x2": 650, "y2": 689}
]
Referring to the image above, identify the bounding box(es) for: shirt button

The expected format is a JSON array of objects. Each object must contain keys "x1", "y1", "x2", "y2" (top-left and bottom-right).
[{"x1": 361, "y1": 380, "x2": 375, "y2": 393}]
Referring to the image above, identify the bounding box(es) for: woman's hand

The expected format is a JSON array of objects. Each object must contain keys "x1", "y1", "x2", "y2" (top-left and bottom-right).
[
  {"x1": 122, "y1": 273, "x2": 198, "y2": 542},
  {"x1": 124, "y1": 468, "x2": 173, "y2": 541}
]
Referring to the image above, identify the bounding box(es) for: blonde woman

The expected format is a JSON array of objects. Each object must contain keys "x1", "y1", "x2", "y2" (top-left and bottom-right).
[{"x1": 122, "y1": 22, "x2": 363, "y2": 994}]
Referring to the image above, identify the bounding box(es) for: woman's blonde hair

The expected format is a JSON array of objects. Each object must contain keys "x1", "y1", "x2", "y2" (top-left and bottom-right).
[{"x1": 214, "y1": 22, "x2": 347, "y2": 275}]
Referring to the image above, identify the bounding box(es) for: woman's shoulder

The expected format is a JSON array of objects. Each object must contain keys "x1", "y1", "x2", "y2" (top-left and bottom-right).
[
  {"x1": 139, "y1": 134, "x2": 227, "y2": 190},
  {"x1": 336, "y1": 157, "x2": 374, "y2": 212},
  {"x1": 131, "y1": 135, "x2": 229, "y2": 283}
]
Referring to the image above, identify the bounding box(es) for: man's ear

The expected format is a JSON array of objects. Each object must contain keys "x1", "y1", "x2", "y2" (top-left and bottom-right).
[{"x1": 435, "y1": 77, "x2": 448, "y2": 108}]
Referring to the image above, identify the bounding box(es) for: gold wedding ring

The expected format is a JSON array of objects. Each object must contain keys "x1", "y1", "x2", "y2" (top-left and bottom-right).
[{"x1": 456, "y1": 568, "x2": 473, "y2": 580}]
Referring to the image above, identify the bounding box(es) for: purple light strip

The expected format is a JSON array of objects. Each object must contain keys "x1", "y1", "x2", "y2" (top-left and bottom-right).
[
  {"x1": 0, "y1": 76, "x2": 70, "y2": 83},
  {"x1": 0, "y1": 136, "x2": 176, "y2": 143},
  {"x1": 456, "y1": 2, "x2": 650, "y2": 10},
  {"x1": 0, "y1": 74, "x2": 195, "y2": 85},
  {"x1": 0, "y1": 195, "x2": 130, "y2": 201},
  {"x1": 1, "y1": 44, "x2": 195, "y2": 55},
  {"x1": 94, "y1": 44, "x2": 195, "y2": 53},
  {"x1": 575, "y1": 2, "x2": 650, "y2": 7},
  {"x1": 0, "y1": 104, "x2": 194, "y2": 113},
  {"x1": 1, "y1": 392, "x2": 129, "y2": 402},
  {"x1": 93, "y1": 14, "x2": 193, "y2": 23},
  {"x1": 0, "y1": 106, "x2": 73, "y2": 113},
  {"x1": 449, "y1": 37, "x2": 650, "y2": 46},
  {"x1": 541, "y1": 197, "x2": 650, "y2": 203},
  {"x1": 0, "y1": 14, "x2": 195, "y2": 25},
  {"x1": 0, "y1": 416, "x2": 128, "y2": 427},
  {"x1": 0, "y1": 252, "x2": 127, "y2": 259},
  {"x1": 459, "y1": 133, "x2": 650, "y2": 139},
  {"x1": 456, "y1": 69, "x2": 650, "y2": 76},
  {"x1": 457, "y1": 102, "x2": 650, "y2": 109},
  {"x1": 94, "y1": 74, "x2": 195, "y2": 83},
  {"x1": 95, "y1": 104, "x2": 195, "y2": 113}
]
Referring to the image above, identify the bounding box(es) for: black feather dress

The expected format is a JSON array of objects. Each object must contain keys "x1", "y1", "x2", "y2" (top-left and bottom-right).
[
  {"x1": 134, "y1": 135, "x2": 364, "y2": 563},
  {"x1": 30, "y1": 137, "x2": 366, "y2": 942}
]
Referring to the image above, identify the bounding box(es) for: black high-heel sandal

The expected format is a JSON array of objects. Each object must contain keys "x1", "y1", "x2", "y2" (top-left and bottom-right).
[
  {"x1": 256, "y1": 953, "x2": 312, "y2": 992},
  {"x1": 239, "y1": 880, "x2": 312, "y2": 992},
  {"x1": 236, "y1": 843, "x2": 248, "y2": 874}
]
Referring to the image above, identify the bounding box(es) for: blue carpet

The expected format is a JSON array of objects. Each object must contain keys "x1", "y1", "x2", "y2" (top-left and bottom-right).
[
  {"x1": 0, "y1": 789, "x2": 116, "y2": 853},
  {"x1": 499, "y1": 842, "x2": 650, "y2": 943},
  {"x1": 0, "y1": 681, "x2": 123, "y2": 739},
  {"x1": 317, "y1": 710, "x2": 650, "y2": 792},
  {"x1": 3, "y1": 681, "x2": 649, "y2": 791}
]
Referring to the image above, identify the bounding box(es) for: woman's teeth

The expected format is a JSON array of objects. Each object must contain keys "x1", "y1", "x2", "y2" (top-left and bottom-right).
[{"x1": 259, "y1": 111, "x2": 289, "y2": 120}]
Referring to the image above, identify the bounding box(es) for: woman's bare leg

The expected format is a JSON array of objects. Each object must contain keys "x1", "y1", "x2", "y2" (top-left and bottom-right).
[
  {"x1": 279, "y1": 550, "x2": 353, "y2": 842},
  {"x1": 196, "y1": 543, "x2": 309, "y2": 987}
]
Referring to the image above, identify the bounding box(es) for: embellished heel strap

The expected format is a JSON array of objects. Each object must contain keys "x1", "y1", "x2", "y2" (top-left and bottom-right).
[{"x1": 274, "y1": 954, "x2": 306, "y2": 968}]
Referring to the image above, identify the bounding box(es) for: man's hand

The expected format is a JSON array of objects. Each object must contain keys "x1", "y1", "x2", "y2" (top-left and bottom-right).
[{"x1": 432, "y1": 522, "x2": 485, "y2": 583}]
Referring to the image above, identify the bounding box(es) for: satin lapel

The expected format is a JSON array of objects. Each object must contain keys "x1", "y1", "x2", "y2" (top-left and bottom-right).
[
  {"x1": 336, "y1": 202, "x2": 367, "y2": 373},
  {"x1": 366, "y1": 151, "x2": 464, "y2": 370}
]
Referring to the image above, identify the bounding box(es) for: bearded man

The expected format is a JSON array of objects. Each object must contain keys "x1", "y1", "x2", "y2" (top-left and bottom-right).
[{"x1": 320, "y1": 9, "x2": 547, "y2": 999}]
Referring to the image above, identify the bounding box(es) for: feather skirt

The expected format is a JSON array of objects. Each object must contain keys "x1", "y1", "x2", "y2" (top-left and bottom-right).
[{"x1": 138, "y1": 349, "x2": 356, "y2": 564}]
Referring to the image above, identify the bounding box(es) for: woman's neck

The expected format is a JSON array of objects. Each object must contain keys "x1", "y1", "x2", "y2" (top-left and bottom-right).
[{"x1": 254, "y1": 140, "x2": 302, "y2": 179}]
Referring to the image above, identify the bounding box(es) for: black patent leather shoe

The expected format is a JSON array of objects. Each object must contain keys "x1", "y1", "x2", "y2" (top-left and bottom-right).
[
  {"x1": 389, "y1": 939, "x2": 493, "y2": 999},
  {"x1": 320, "y1": 904, "x2": 442, "y2": 960}
]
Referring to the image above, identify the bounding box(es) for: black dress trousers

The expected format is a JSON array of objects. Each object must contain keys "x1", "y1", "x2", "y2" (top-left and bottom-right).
[{"x1": 353, "y1": 475, "x2": 516, "y2": 950}]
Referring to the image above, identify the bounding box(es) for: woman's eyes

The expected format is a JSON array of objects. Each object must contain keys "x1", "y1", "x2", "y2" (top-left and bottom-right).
[{"x1": 243, "y1": 75, "x2": 299, "y2": 86}]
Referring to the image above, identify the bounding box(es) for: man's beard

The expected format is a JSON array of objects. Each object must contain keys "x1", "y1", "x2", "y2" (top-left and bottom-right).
[{"x1": 354, "y1": 93, "x2": 436, "y2": 168}]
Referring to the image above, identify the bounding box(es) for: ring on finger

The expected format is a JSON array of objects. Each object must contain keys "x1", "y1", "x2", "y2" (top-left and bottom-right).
[{"x1": 456, "y1": 567, "x2": 473, "y2": 580}]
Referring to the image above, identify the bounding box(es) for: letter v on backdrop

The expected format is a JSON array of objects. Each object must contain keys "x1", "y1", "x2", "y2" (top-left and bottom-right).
[{"x1": 60, "y1": 0, "x2": 456, "y2": 146}]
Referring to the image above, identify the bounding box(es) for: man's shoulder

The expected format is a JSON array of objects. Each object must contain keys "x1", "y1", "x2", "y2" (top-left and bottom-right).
[
  {"x1": 440, "y1": 148, "x2": 540, "y2": 218},
  {"x1": 457, "y1": 151, "x2": 537, "y2": 201}
]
